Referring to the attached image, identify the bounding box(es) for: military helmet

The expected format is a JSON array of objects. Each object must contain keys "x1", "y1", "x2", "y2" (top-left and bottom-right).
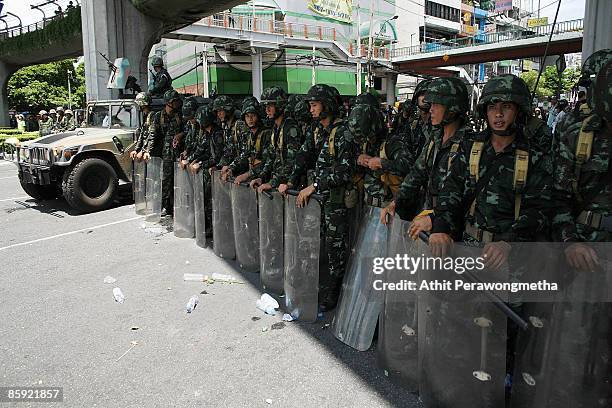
[
  {"x1": 65, "y1": 109, "x2": 74, "y2": 116},
  {"x1": 306, "y1": 84, "x2": 338, "y2": 118},
  {"x1": 135, "y1": 92, "x2": 152, "y2": 107},
  {"x1": 163, "y1": 89, "x2": 181, "y2": 105},
  {"x1": 354, "y1": 92, "x2": 379, "y2": 108},
  {"x1": 196, "y1": 105, "x2": 216, "y2": 128},
  {"x1": 56, "y1": 106, "x2": 65, "y2": 112},
  {"x1": 593, "y1": 60, "x2": 612, "y2": 122},
  {"x1": 260, "y1": 86, "x2": 289, "y2": 117},
  {"x1": 241, "y1": 96, "x2": 261, "y2": 119},
  {"x1": 39, "y1": 110, "x2": 48, "y2": 116},
  {"x1": 409, "y1": 79, "x2": 433, "y2": 109},
  {"x1": 348, "y1": 102, "x2": 385, "y2": 145},
  {"x1": 285, "y1": 94, "x2": 303, "y2": 118},
  {"x1": 580, "y1": 49, "x2": 612, "y2": 82},
  {"x1": 293, "y1": 99, "x2": 312, "y2": 124},
  {"x1": 212, "y1": 95, "x2": 234, "y2": 113},
  {"x1": 423, "y1": 77, "x2": 469, "y2": 116},
  {"x1": 151, "y1": 55, "x2": 164, "y2": 67},
  {"x1": 182, "y1": 96, "x2": 199, "y2": 119},
  {"x1": 49, "y1": 109, "x2": 57, "y2": 115},
  {"x1": 476, "y1": 74, "x2": 532, "y2": 118}
]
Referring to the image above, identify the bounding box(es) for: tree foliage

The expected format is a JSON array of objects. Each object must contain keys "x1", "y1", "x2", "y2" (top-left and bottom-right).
[
  {"x1": 520, "y1": 66, "x2": 581, "y2": 99},
  {"x1": 8, "y1": 59, "x2": 85, "y2": 113}
]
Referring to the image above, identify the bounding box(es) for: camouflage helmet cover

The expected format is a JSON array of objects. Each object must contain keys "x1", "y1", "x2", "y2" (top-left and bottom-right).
[
  {"x1": 135, "y1": 92, "x2": 152, "y2": 107},
  {"x1": 182, "y1": 96, "x2": 199, "y2": 119},
  {"x1": 285, "y1": 94, "x2": 303, "y2": 117},
  {"x1": 408, "y1": 79, "x2": 433, "y2": 109},
  {"x1": 593, "y1": 60, "x2": 612, "y2": 122},
  {"x1": 196, "y1": 105, "x2": 216, "y2": 128},
  {"x1": 241, "y1": 96, "x2": 261, "y2": 118},
  {"x1": 477, "y1": 74, "x2": 532, "y2": 117},
  {"x1": 293, "y1": 99, "x2": 312, "y2": 124},
  {"x1": 306, "y1": 84, "x2": 339, "y2": 117},
  {"x1": 151, "y1": 55, "x2": 164, "y2": 67},
  {"x1": 260, "y1": 86, "x2": 289, "y2": 114},
  {"x1": 163, "y1": 89, "x2": 180, "y2": 104},
  {"x1": 424, "y1": 77, "x2": 469, "y2": 115},
  {"x1": 580, "y1": 49, "x2": 612, "y2": 81},
  {"x1": 354, "y1": 92, "x2": 379, "y2": 108},
  {"x1": 348, "y1": 102, "x2": 385, "y2": 144},
  {"x1": 212, "y1": 95, "x2": 234, "y2": 113}
]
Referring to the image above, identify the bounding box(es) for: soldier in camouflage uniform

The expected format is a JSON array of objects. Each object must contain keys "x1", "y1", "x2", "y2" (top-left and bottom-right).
[
  {"x1": 428, "y1": 74, "x2": 553, "y2": 258},
  {"x1": 38, "y1": 110, "x2": 54, "y2": 137},
  {"x1": 59, "y1": 110, "x2": 77, "y2": 132},
  {"x1": 179, "y1": 97, "x2": 200, "y2": 170},
  {"x1": 380, "y1": 77, "x2": 471, "y2": 239},
  {"x1": 215, "y1": 96, "x2": 247, "y2": 179},
  {"x1": 227, "y1": 97, "x2": 272, "y2": 183},
  {"x1": 148, "y1": 56, "x2": 173, "y2": 97},
  {"x1": 349, "y1": 92, "x2": 411, "y2": 208},
  {"x1": 145, "y1": 89, "x2": 184, "y2": 216},
  {"x1": 131, "y1": 92, "x2": 154, "y2": 162},
  {"x1": 553, "y1": 59, "x2": 611, "y2": 271},
  {"x1": 252, "y1": 87, "x2": 304, "y2": 193},
  {"x1": 394, "y1": 79, "x2": 433, "y2": 162},
  {"x1": 296, "y1": 84, "x2": 358, "y2": 311},
  {"x1": 293, "y1": 98, "x2": 314, "y2": 136}
]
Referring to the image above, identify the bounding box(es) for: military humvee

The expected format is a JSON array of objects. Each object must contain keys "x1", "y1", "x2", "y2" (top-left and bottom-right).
[{"x1": 16, "y1": 99, "x2": 156, "y2": 213}]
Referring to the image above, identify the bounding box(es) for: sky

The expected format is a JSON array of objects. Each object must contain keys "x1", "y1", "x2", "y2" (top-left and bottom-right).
[{"x1": 1, "y1": 0, "x2": 587, "y2": 29}]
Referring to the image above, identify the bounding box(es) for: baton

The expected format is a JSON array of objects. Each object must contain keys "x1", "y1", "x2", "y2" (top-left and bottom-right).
[
  {"x1": 418, "y1": 231, "x2": 529, "y2": 331},
  {"x1": 286, "y1": 188, "x2": 326, "y2": 204}
]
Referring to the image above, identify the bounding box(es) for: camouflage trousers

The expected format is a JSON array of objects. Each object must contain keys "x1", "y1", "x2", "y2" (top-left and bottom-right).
[
  {"x1": 162, "y1": 160, "x2": 174, "y2": 213},
  {"x1": 322, "y1": 202, "x2": 349, "y2": 289}
]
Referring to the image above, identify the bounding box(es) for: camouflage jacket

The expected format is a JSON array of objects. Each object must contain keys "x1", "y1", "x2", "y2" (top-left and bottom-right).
[
  {"x1": 395, "y1": 114, "x2": 433, "y2": 164},
  {"x1": 261, "y1": 117, "x2": 303, "y2": 187},
  {"x1": 148, "y1": 68, "x2": 172, "y2": 97},
  {"x1": 289, "y1": 121, "x2": 325, "y2": 187},
  {"x1": 360, "y1": 131, "x2": 411, "y2": 202},
  {"x1": 314, "y1": 118, "x2": 358, "y2": 203},
  {"x1": 38, "y1": 118, "x2": 54, "y2": 136},
  {"x1": 552, "y1": 114, "x2": 611, "y2": 242},
  {"x1": 395, "y1": 125, "x2": 468, "y2": 221},
  {"x1": 432, "y1": 129, "x2": 553, "y2": 241},
  {"x1": 145, "y1": 109, "x2": 183, "y2": 159},
  {"x1": 58, "y1": 116, "x2": 77, "y2": 132},
  {"x1": 218, "y1": 118, "x2": 247, "y2": 168},
  {"x1": 229, "y1": 126, "x2": 272, "y2": 178},
  {"x1": 192, "y1": 125, "x2": 225, "y2": 169},
  {"x1": 182, "y1": 120, "x2": 201, "y2": 161},
  {"x1": 524, "y1": 115, "x2": 553, "y2": 153},
  {"x1": 136, "y1": 111, "x2": 155, "y2": 152}
]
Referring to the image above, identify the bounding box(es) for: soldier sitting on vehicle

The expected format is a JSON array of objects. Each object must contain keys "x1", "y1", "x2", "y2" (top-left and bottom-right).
[
  {"x1": 148, "y1": 56, "x2": 173, "y2": 98},
  {"x1": 38, "y1": 110, "x2": 54, "y2": 137}
]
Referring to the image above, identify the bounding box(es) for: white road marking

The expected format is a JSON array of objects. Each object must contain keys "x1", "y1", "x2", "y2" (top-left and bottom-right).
[
  {"x1": 0, "y1": 196, "x2": 29, "y2": 202},
  {"x1": 0, "y1": 216, "x2": 142, "y2": 252}
]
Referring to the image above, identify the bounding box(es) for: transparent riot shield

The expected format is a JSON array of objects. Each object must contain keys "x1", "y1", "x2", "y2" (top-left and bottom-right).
[
  {"x1": 284, "y1": 194, "x2": 322, "y2": 322},
  {"x1": 510, "y1": 244, "x2": 612, "y2": 408},
  {"x1": 211, "y1": 171, "x2": 236, "y2": 260},
  {"x1": 418, "y1": 243, "x2": 508, "y2": 408},
  {"x1": 231, "y1": 183, "x2": 260, "y2": 272},
  {"x1": 377, "y1": 216, "x2": 420, "y2": 391},
  {"x1": 259, "y1": 191, "x2": 284, "y2": 295},
  {"x1": 144, "y1": 157, "x2": 162, "y2": 223},
  {"x1": 133, "y1": 160, "x2": 146, "y2": 215},
  {"x1": 332, "y1": 206, "x2": 388, "y2": 351},
  {"x1": 193, "y1": 171, "x2": 206, "y2": 248},
  {"x1": 173, "y1": 163, "x2": 195, "y2": 238}
]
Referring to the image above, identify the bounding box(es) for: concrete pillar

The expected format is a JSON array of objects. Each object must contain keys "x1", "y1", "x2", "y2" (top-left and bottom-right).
[
  {"x1": 582, "y1": 0, "x2": 612, "y2": 60},
  {"x1": 385, "y1": 73, "x2": 398, "y2": 107},
  {"x1": 81, "y1": 0, "x2": 164, "y2": 101},
  {"x1": 252, "y1": 50, "x2": 263, "y2": 100},
  {"x1": 0, "y1": 61, "x2": 18, "y2": 127}
]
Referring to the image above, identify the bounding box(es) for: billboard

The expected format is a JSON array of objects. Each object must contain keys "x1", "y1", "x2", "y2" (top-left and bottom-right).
[
  {"x1": 495, "y1": 0, "x2": 513, "y2": 13},
  {"x1": 308, "y1": 0, "x2": 353, "y2": 23},
  {"x1": 527, "y1": 17, "x2": 549, "y2": 27}
]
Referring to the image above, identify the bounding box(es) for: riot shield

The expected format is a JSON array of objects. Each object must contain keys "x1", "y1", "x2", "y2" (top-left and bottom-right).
[
  {"x1": 133, "y1": 160, "x2": 146, "y2": 215},
  {"x1": 510, "y1": 245, "x2": 612, "y2": 408},
  {"x1": 259, "y1": 191, "x2": 284, "y2": 295},
  {"x1": 284, "y1": 194, "x2": 322, "y2": 322},
  {"x1": 418, "y1": 243, "x2": 508, "y2": 408},
  {"x1": 211, "y1": 171, "x2": 236, "y2": 260},
  {"x1": 332, "y1": 206, "x2": 388, "y2": 351},
  {"x1": 144, "y1": 157, "x2": 162, "y2": 223},
  {"x1": 231, "y1": 183, "x2": 260, "y2": 272},
  {"x1": 193, "y1": 171, "x2": 206, "y2": 248},
  {"x1": 173, "y1": 163, "x2": 195, "y2": 238},
  {"x1": 377, "y1": 216, "x2": 420, "y2": 391}
]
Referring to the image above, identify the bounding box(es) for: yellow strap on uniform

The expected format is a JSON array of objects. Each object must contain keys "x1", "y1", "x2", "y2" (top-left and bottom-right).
[
  {"x1": 572, "y1": 116, "x2": 594, "y2": 198},
  {"x1": 414, "y1": 209, "x2": 433, "y2": 220},
  {"x1": 425, "y1": 140, "x2": 435, "y2": 162},
  {"x1": 379, "y1": 141, "x2": 387, "y2": 159},
  {"x1": 513, "y1": 149, "x2": 529, "y2": 220},
  {"x1": 327, "y1": 119, "x2": 343, "y2": 157},
  {"x1": 468, "y1": 142, "x2": 484, "y2": 216},
  {"x1": 255, "y1": 130, "x2": 262, "y2": 153},
  {"x1": 448, "y1": 142, "x2": 459, "y2": 170}
]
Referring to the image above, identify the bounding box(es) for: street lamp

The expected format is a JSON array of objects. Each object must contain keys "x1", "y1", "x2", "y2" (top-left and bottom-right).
[
  {"x1": 67, "y1": 70, "x2": 73, "y2": 109},
  {"x1": 366, "y1": 15, "x2": 398, "y2": 90}
]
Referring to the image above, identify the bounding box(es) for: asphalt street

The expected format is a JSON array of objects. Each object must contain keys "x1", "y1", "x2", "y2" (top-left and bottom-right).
[{"x1": 0, "y1": 159, "x2": 422, "y2": 408}]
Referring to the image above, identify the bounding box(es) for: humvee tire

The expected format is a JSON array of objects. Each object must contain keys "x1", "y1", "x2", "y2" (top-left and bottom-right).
[
  {"x1": 19, "y1": 180, "x2": 58, "y2": 200},
  {"x1": 62, "y1": 158, "x2": 118, "y2": 213}
]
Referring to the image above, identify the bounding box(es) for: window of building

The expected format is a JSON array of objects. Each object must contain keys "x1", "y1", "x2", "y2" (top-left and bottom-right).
[{"x1": 425, "y1": 1, "x2": 460, "y2": 23}]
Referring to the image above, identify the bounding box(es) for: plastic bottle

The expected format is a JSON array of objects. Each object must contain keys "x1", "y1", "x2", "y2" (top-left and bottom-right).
[
  {"x1": 186, "y1": 295, "x2": 199, "y2": 313},
  {"x1": 184, "y1": 273, "x2": 205, "y2": 282},
  {"x1": 211, "y1": 273, "x2": 238, "y2": 283},
  {"x1": 113, "y1": 288, "x2": 125, "y2": 303}
]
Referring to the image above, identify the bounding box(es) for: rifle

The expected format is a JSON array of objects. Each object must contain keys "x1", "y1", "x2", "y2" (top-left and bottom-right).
[{"x1": 99, "y1": 52, "x2": 118, "y2": 84}]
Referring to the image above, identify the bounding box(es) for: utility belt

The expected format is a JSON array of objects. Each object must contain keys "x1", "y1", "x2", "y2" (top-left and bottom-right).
[
  {"x1": 576, "y1": 211, "x2": 612, "y2": 232},
  {"x1": 365, "y1": 195, "x2": 389, "y2": 208},
  {"x1": 464, "y1": 222, "x2": 514, "y2": 243}
]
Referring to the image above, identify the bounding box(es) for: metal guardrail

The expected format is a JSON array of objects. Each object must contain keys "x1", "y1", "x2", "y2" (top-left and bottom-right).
[
  {"x1": 201, "y1": 13, "x2": 393, "y2": 61},
  {"x1": 0, "y1": 3, "x2": 79, "y2": 40},
  {"x1": 392, "y1": 18, "x2": 583, "y2": 59}
]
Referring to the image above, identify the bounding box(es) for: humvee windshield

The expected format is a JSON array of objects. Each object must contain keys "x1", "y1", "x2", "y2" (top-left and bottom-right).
[{"x1": 86, "y1": 102, "x2": 139, "y2": 129}]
